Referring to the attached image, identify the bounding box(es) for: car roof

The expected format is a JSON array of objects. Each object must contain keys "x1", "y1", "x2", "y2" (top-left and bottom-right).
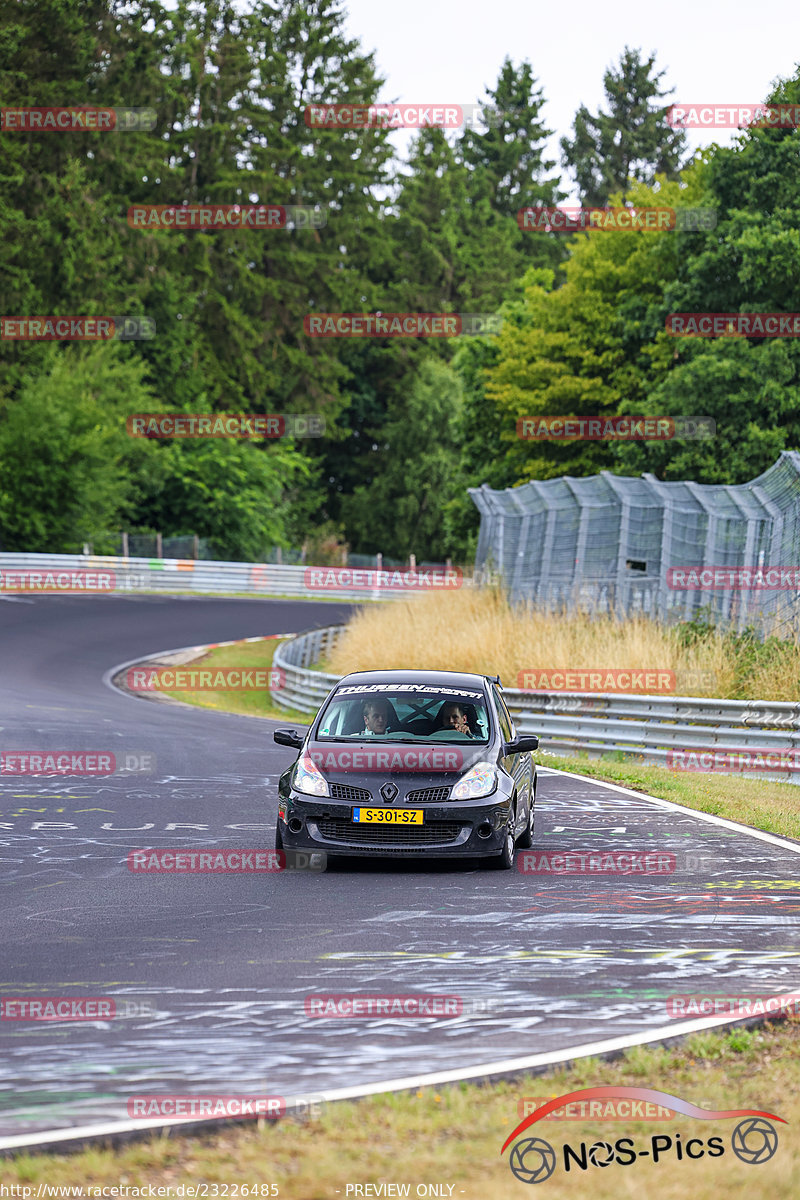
[{"x1": 335, "y1": 668, "x2": 491, "y2": 691}]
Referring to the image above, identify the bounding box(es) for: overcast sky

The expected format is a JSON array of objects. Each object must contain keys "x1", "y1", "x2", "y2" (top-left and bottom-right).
[{"x1": 340, "y1": 0, "x2": 800, "y2": 199}]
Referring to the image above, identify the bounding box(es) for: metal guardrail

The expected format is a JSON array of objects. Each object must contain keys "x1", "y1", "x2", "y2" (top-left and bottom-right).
[
  {"x1": 273, "y1": 626, "x2": 341, "y2": 714},
  {"x1": 0, "y1": 553, "x2": 450, "y2": 602},
  {"x1": 271, "y1": 626, "x2": 800, "y2": 783}
]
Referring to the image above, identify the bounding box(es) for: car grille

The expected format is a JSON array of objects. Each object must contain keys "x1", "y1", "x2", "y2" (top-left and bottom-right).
[
  {"x1": 405, "y1": 786, "x2": 451, "y2": 804},
  {"x1": 315, "y1": 819, "x2": 463, "y2": 845},
  {"x1": 329, "y1": 783, "x2": 372, "y2": 802}
]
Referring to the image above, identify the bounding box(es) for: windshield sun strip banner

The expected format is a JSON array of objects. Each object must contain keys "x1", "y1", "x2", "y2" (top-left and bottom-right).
[{"x1": 335, "y1": 684, "x2": 484, "y2": 698}]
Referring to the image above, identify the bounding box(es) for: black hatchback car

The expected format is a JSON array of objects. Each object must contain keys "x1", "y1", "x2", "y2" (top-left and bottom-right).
[{"x1": 273, "y1": 669, "x2": 538, "y2": 868}]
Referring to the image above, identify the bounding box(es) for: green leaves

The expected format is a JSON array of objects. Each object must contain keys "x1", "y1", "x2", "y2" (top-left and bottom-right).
[
  {"x1": 136, "y1": 437, "x2": 311, "y2": 561},
  {"x1": 340, "y1": 357, "x2": 466, "y2": 560},
  {"x1": 0, "y1": 345, "x2": 156, "y2": 551}
]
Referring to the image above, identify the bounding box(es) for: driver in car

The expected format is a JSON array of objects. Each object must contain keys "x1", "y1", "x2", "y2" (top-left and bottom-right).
[{"x1": 361, "y1": 696, "x2": 392, "y2": 735}]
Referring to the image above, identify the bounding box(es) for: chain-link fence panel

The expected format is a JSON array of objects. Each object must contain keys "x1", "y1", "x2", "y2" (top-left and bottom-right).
[{"x1": 470, "y1": 451, "x2": 800, "y2": 637}]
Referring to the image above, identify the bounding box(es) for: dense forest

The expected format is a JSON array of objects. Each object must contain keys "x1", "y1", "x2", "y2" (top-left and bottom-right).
[{"x1": 2, "y1": 0, "x2": 799, "y2": 563}]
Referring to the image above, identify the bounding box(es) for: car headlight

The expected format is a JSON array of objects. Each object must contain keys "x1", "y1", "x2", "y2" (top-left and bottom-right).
[
  {"x1": 293, "y1": 754, "x2": 330, "y2": 797},
  {"x1": 451, "y1": 762, "x2": 498, "y2": 800}
]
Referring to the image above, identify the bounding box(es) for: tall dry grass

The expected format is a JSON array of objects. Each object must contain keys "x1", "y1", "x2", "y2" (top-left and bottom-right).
[{"x1": 327, "y1": 588, "x2": 800, "y2": 700}]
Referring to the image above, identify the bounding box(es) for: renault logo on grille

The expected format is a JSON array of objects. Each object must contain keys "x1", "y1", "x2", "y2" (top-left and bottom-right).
[{"x1": 380, "y1": 782, "x2": 399, "y2": 803}]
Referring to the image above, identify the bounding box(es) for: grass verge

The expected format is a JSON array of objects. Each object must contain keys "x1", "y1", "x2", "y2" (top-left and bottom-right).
[
  {"x1": 536, "y1": 751, "x2": 800, "y2": 842},
  {"x1": 149, "y1": 639, "x2": 311, "y2": 725},
  {"x1": 3, "y1": 1021, "x2": 798, "y2": 1197}
]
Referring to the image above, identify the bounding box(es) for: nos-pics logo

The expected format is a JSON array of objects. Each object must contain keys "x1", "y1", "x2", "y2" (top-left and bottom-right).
[{"x1": 501, "y1": 1087, "x2": 784, "y2": 1185}]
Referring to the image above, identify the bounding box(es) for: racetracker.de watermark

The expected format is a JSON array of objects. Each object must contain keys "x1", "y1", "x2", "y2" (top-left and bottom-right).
[
  {"x1": 518, "y1": 206, "x2": 717, "y2": 232},
  {"x1": 304, "y1": 994, "x2": 462, "y2": 1017},
  {"x1": 127, "y1": 204, "x2": 326, "y2": 229},
  {"x1": 0, "y1": 751, "x2": 155, "y2": 775},
  {"x1": 0, "y1": 569, "x2": 118, "y2": 592},
  {"x1": 517, "y1": 1097, "x2": 673, "y2": 1120},
  {"x1": 667, "y1": 313, "x2": 800, "y2": 337},
  {"x1": 667, "y1": 748, "x2": 800, "y2": 773},
  {"x1": 127, "y1": 848, "x2": 325, "y2": 872},
  {"x1": 127, "y1": 413, "x2": 325, "y2": 439},
  {"x1": 0, "y1": 316, "x2": 155, "y2": 340},
  {"x1": 304, "y1": 102, "x2": 513, "y2": 129},
  {"x1": 0, "y1": 107, "x2": 156, "y2": 132},
  {"x1": 667, "y1": 566, "x2": 800, "y2": 589},
  {"x1": 529, "y1": 670, "x2": 719, "y2": 705},
  {"x1": 304, "y1": 313, "x2": 502, "y2": 337},
  {"x1": 666, "y1": 993, "x2": 800, "y2": 1017},
  {"x1": 304, "y1": 566, "x2": 462, "y2": 590},
  {"x1": 308, "y1": 747, "x2": 465, "y2": 772},
  {"x1": 667, "y1": 103, "x2": 800, "y2": 128},
  {"x1": 127, "y1": 1095, "x2": 292, "y2": 1119},
  {"x1": 518, "y1": 669, "x2": 676, "y2": 693},
  {"x1": 516, "y1": 416, "x2": 715, "y2": 440},
  {"x1": 127, "y1": 666, "x2": 286, "y2": 692},
  {"x1": 518, "y1": 850, "x2": 676, "y2": 875},
  {"x1": 2, "y1": 996, "x2": 157, "y2": 1020},
  {"x1": 2, "y1": 997, "x2": 116, "y2": 1020}
]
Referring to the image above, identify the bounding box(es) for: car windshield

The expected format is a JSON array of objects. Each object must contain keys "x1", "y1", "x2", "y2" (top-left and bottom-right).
[{"x1": 315, "y1": 685, "x2": 490, "y2": 743}]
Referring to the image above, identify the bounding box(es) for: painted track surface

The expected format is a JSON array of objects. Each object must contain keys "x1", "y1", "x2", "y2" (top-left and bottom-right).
[{"x1": 1, "y1": 595, "x2": 800, "y2": 1140}]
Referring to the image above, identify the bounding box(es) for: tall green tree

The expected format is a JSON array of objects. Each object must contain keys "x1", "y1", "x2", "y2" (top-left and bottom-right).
[
  {"x1": 561, "y1": 47, "x2": 687, "y2": 207},
  {"x1": 0, "y1": 0, "x2": 140, "y2": 392},
  {"x1": 387, "y1": 128, "x2": 476, "y2": 313},
  {"x1": 481, "y1": 168, "x2": 713, "y2": 486},
  {"x1": 320, "y1": 121, "x2": 519, "y2": 553},
  {"x1": 340, "y1": 357, "x2": 466, "y2": 560},
  {"x1": 161, "y1": 0, "x2": 393, "y2": 418},
  {"x1": 616, "y1": 71, "x2": 800, "y2": 483},
  {"x1": 461, "y1": 59, "x2": 561, "y2": 214},
  {"x1": 459, "y1": 58, "x2": 566, "y2": 276}
]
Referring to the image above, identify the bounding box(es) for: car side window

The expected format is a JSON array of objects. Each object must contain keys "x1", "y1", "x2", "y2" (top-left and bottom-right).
[
  {"x1": 491, "y1": 684, "x2": 513, "y2": 742},
  {"x1": 500, "y1": 692, "x2": 517, "y2": 739},
  {"x1": 318, "y1": 705, "x2": 340, "y2": 736}
]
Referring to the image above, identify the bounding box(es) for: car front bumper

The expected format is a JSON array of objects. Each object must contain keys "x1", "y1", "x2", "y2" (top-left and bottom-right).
[{"x1": 278, "y1": 791, "x2": 514, "y2": 858}]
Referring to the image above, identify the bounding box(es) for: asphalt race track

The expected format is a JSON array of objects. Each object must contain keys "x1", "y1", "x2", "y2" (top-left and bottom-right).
[{"x1": 2, "y1": 595, "x2": 800, "y2": 1142}]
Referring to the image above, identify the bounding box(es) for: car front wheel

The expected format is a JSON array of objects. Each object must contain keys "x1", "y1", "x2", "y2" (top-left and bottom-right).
[
  {"x1": 486, "y1": 816, "x2": 516, "y2": 870},
  {"x1": 517, "y1": 796, "x2": 534, "y2": 849}
]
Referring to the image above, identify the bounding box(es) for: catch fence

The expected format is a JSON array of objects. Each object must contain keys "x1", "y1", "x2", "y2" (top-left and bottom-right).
[{"x1": 469, "y1": 451, "x2": 800, "y2": 637}]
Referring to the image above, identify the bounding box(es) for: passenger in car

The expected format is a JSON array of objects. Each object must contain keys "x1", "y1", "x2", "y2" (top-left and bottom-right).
[
  {"x1": 361, "y1": 696, "x2": 392, "y2": 735},
  {"x1": 435, "y1": 702, "x2": 477, "y2": 737}
]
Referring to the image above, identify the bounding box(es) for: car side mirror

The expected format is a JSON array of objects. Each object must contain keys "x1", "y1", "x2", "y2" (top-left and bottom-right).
[
  {"x1": 505, "y1": 734, "x2": 539, "y2": 754},
  {"x1": 274, "y1": 728, "x2": 304, "y2": 749}
]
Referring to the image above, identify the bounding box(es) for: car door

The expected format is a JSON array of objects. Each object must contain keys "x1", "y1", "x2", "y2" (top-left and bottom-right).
[{"x1": 491, "y1": 684, "x2": 530, "y2": 835}]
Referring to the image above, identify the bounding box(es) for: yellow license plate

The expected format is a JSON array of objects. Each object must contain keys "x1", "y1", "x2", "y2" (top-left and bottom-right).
[{"x1": 352, "y1": 808, "x2": 423, "y2": 825}]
